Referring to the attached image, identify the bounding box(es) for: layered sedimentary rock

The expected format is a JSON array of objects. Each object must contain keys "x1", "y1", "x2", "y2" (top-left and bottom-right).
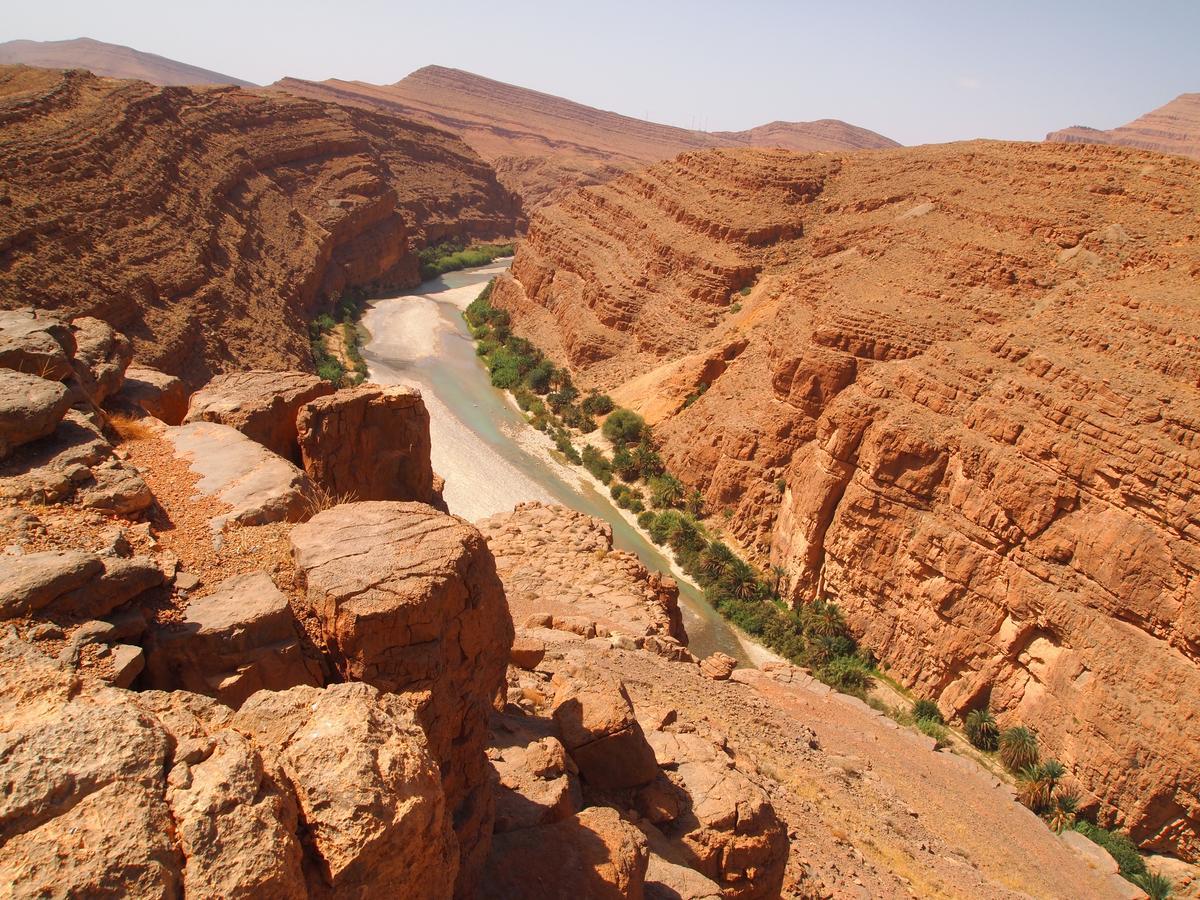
[
  {"x1": 291, "y1": 501, "x2": 513, "y2": 894},
  {"x1": 0, "y1": 36, "x2": 253, "y2": 86},
  {"x1": 0, "y1": 65, "x2": 521, "y2": 385},
  {"x1": 274, "y1": 66, "x2": 897, "y2": 208},
  {"x1": 1048, "y1": 92, "x2": 1200, "y2": 159},
  {"x1": 491, "y1": 140, "x2": 1200, "y2": 859}
]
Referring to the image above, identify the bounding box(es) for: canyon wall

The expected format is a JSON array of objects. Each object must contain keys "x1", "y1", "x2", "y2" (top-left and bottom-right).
[
  {"x1": 0, "y1": 65, "x2": 522, "y2": 386},
  {"x1": 490, "y1": 140, "x2": 1200, "y2": 859}
]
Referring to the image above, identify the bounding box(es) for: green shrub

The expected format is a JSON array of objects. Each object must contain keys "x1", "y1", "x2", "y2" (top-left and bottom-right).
[
  {"x1": 1133, "y1": 872, "x2": 1174, "y2": 899},
  {"x1": 1073, "y1": 821, "x2": 1147, "y2": 880},
  {"x1": 820, "y1": 655, "x2": 872, "y2": 698},
  {"x1": 964, "y1": 707, "x2": 1000, "y2": 751},
  {"x1": 649, "y1": 473, "x2": 684, "y2": 509},
  {"x1": 637, "y1": 510, "x2": 657, "y2": 530},
  {"x1": 912, "y1": 699, "x2": 943, "y2": 724},
  {"x1": 581, "y1": 392, "x2": 614, "y2": 416},
  {"x1": 316, "y1": 357, "x2": 344, "y2": 384},
  {"x1": 602, "y1": 408, "x2": 645, "y2": 446},
  {"x1": 420, "y1": 241, "x2": 515, "y2": 280},
  {"x1": 917, "y1": 717, "x2": 950, "y2": 748},
  {"x1": 582, "y1": 445, "x2": 613, "y2": 484},
  {"x1": 999, "y1": 726, "x2": 1040, "y2": 773}
]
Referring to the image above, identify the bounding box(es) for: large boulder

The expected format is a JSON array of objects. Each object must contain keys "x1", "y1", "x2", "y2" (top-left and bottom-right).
[
  {"x1": 69, "y1": 316, "x2": 132, "y2": 405},
  {"x1": 489, "y1": 712, "x2": 582, "y2": 834},
  {"x1": 233, "y1": 683, "x2": 457, "y2": 898},
  {"x1": 144, "y1": 571, "x2": 323, "y2": 706},
  {"x1": 0, "y1": 308, "x2": 75, "y2": 380},
  {"x1": 646, "y1": 729, "x2": 788, "y2": 900},
  {"x1": 113, "y1": 366, "x2": 189, "y2": 425},
  {"x1": 295, "y1": 384, "x2": 438, "y2": 504},
  {"x1": 0, "y1": 549, "x2": 103, "y2": 619},
  {"x1": 291, "y1": 500, "x2": 513, "y2": 894},
  {"x1": 482, "y1": 806, "x2": 650, "y2": 899},
  {"x1": 550, "y1": 668, "x2": 661, "y2": 791},
  {"x1": 0, "y1": 370, "x2": 71, "y2": 460},
  {"x1": 164, "y1": 421, "x2": 309, "y2": 529},
  {"x1": 184, "y1": 370, "x2": 333, "y2": 460}
]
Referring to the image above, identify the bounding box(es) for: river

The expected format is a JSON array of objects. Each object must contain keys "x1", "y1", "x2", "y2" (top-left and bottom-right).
[{"x1": 360, "y1": 260, "x2": 753, "y2": 663}]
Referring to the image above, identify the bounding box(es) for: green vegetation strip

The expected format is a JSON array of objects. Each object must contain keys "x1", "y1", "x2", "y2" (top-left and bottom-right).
[
  {"x1": 310, "y1": 287, "x2": 369, "y2": 386},
  {"x1": 419, "y1": 240, "x2": 515, "y2": 281}
]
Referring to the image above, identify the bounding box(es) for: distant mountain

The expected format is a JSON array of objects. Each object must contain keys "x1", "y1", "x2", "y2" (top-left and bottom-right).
[
  {"x1": 0, "y1": 37, "x2": 253, "y2": 87},
  {"x1": 274, "y1": 66, "x2": 898, "y2": 207},
  {"x1": 1047, "y1": 92, "x2": 1200, "y2": 159}
]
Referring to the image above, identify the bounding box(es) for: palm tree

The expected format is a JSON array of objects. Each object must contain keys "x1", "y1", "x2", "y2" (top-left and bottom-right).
[
  {"x1": 1134, "y1": 872, "x2": 1174, "y2": 900},
  {"x1": 804, "y1": 600, "x2": 846, "y2": 639},
  {"x1": 728, "y1": 560, "x2": 759, "y2": 600},
  {"x1": 701, "y1": 542, "x2": 737, "y2": 582},
  {"x1": 1047, "y1": 787, "x2": 1080, "y2": 833},
  {"x1": 1017, "y1": 764, "x2": 1053, "y2": 813},
  {"x1": 964, "y1": 707, "x2": 1000, "y2": 752},
  {"x1": 999, "y1": 726, "x2": 1039, "y2": 773},
  {"x1": 1040, "y1": 759, "x2": 1066, "y2": 795},
  {"x1": 770, "y1": 565, "x2": 788, "y2": 599}
]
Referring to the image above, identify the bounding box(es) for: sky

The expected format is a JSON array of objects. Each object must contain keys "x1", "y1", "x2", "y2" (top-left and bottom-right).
[{"x1": 5, "y1": 0, "x2": 1199, "y2": 146}]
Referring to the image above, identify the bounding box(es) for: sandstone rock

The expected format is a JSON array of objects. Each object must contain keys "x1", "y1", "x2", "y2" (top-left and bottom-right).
[
  {"x1": 291, "y1": 500, "x2": 512, "y2": 893},
  {"x1": 489, "y1": 712, "x2": 582, "y2": 834},
  {"x1": 46, "y1": 554, "x2": 164, "y2": 621},
  {"x1": 69, "y1": 316, "x2": 132, "y2": 404},
  {"x1": 646, "y1": 729, "x2": 788, "y2": 899},
  {"x1": 113, "y1": 365, "x2": 189, "y2": 425},
  {"x1": 0, "y1": 66, "x2": 521, "y2": 384},
  {"x1": 550, "y1": 668, "x2": 660, "y2": 790},
  {"x1": 0, "y1": 308, "x2": 75, "y2": 379},
  {"x1": 0, "y1": 549, "x2": 103, "y2": 618},
  {"x1": 185, "y1": 370, "x2": 333, "y2": 460},
  {"x1": 479, "y1": 503, "x2": 690, "y2": 652},
  {"x1": 295, "y1": 384, "x2": 437, "y2": 503},
  {"x1": 165, "y1": 421, "x2": 309, "y2": 528},
  {"x1": 105, "y1": 643, "x2": 144, "y2": 688},
  {"x1": 144, "y1": 571, "x2": 322, "y2": 706},
  {"x1": 233, "y1": 682, "x2": 456, "y2": 898},
  {"x1": 0, "y1": 370, "x2": 71, "y2": 460},
  {"x1": 482, "y1": 806, "x2": 650, "y2": 899},
  {"x1": 0, "y1": 408, "x2": 111, "y2": 505},
  {"x1": 77, "y1": 457, "x2": 155, "y2": 516},
  {"x1": 699, "y1": 651, "x2": 737, "y2": 681},
  {"x1": 640, "y1": 821, "x2": 723, "y2": 900},
  {"x1": 511, "y1": 634, "x2": 547, "y2": 670}
]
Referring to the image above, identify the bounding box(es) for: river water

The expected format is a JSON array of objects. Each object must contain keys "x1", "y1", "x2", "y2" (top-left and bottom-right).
[{"x1": 360, "y1": 260, "x2": 750, "y2": 663}]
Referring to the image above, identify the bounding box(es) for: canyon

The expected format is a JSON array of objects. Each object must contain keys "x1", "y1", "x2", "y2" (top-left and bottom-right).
[
  {"x1": 274, "y1": 66, "x2": 899, "y2": 208},
  {"x1": 0, "y1": 64, "x2": 521, "y2": 386},
  {"x1": 490, "y1": 140, "x2": 1200, "y2": 863},
  {"x1": 1048, "y1": 92, "x2": 1200, "y2": 160}
]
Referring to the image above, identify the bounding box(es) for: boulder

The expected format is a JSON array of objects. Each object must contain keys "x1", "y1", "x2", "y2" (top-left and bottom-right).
[
  {"x1": 77, "y1": 457, "x2": 155, "y2": 516},
  {"x1": 291, "y1": 500, "x2": 513, "y2": 894},
  {"x1": 0, "y1": 308, "x2": 75, "y2": 380},
  {"x1": 550, "y1": 668, "x2": 660, "y2": 790},
  {"x1": 164, "y1": 421, "x2": 309, "y2": 529},
  {"x1": 0, "y1": 409, "x2": 112, "y2": 505},
  {"x1": 489, "y1": 712, "x2": 582, "y2": 834},
  {"x1": 114, "y1": 366, "x2": 189, "y2": 425},
  {"x1": 233, "y1": 682, "x2": 456, "y2": 898},
  {"x1": 646, "y1": 729, "x2": 788, "y2": 900},
  {"x1": 0, "y1": 370, "x2": 71, "y2": 460},
  {"x1": 511, "y1": 634, "x2": 548, "y2": 670},
  {"x1": 0, "y1": 549, "x2": 103, "y2": 619},
  {"x1": 640, "y1": 822, "x2": 723, "y2": 900},
  {"x1": 482, "y1": 806, "x2": 650, "y2": 899},
  {"x1": 70, "y1": 316, "x2": 132, "y2": 404},
  {"x1": 699, "y1": 651, "x2": 737, "y2": 681},
  {"x1": 46, "y1": 554, "x2": 164, "y2": 621},
  {"x1": 295, "y1": 384, "x2": 437, "y2": 503},
  {"x1": 144, "y1": 571, "x2": 323, "y2": 706},
  {"x1": 184, "y1": 370, "x2": 333, "y2": 460}
]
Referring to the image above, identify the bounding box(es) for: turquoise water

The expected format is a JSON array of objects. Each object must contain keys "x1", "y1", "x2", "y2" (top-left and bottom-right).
[{"x1": 361, "y1": 261, "x2": 749, "y2": 663}]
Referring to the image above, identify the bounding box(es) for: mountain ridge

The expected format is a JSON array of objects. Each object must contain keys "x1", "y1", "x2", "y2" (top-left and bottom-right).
[
  {"x1": 1047, "y1": 91, "x2": 1200, "y2": 159},
  {"x1": 0, "y1": 36, "x2": 253, "y2": 87}
]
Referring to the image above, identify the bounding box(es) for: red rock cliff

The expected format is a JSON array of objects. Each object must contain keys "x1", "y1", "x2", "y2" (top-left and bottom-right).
[
  {"x1": 490, "y1": 141, "x2": 1200, "y2": 860},
  {"x1": 0, "y1": 65, "x2": 522, "y2": 386}
]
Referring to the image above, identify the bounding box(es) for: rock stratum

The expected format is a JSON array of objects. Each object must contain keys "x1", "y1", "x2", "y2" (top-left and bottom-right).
[
  {"x1": 490, "y1": 140, "x2": 1200, "y2": 860},
  {"x1": 1048, "y1": 92, "x2": 1200, "y2": 160},
  {"x1": 0, "y1": 64, "x2": 522, "y2": 386},
  {"x1": 0, "y1": 37, "x2": 254, "y2": 87},
  {"x1": 273, "y1": 65, "x2": 898, "y2": 208}
]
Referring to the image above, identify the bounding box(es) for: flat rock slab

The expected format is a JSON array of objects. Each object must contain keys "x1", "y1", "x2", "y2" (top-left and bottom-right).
[
  {"x1": 165, "y1": 421, "x2": 309, "y2": 529},
  {"x1": 0, "y1": 549, "x2": 103, "y2": 619},
  {"x1": 144, "y1": 571, "x2": 322, "y2": 707}
]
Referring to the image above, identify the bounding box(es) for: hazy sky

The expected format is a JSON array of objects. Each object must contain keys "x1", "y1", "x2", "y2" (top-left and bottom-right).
[{"x1": 6, "y1": 0, "x2": 1199, "y2": 145}]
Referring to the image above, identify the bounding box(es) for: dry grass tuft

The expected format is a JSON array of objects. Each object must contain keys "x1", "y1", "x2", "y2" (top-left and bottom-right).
[
  {"x1": 107, "y1": 411, "x2": 155, "y2": 443},
  {"x1": 300, "y1": 482, "x2": 359, "y2": 519}
]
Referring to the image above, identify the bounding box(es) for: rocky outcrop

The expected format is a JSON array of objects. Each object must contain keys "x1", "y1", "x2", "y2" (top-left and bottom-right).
[
  {"x1": 295, "y1": 385, "x2": 438, "y2": 504},
  {"x1": 489, "y1": 712, "x2": 583, "y2": 834},
  {"x1": 164, "y1": 421, "x2": 310, "y2": 528},
  {"x1": 492, "y1": 140, "x2": 1200, "y2": 859},
  {"x1": 69, "y1": 316, "x2": 132, "y2": 405},
  {"x1": 291, "y1": 500, "x2": 513, "y2": 894},
  {"x1": 0, "y1": 371, "x2": 70, "y2": 459},
  {"x1": 274, "y1": 65, "x2": 896, "y2": 210},
  {"x1": 185, "y1": 370, "x2": 333, "y2": 460},
  {"x1": 1048, "y1": 92, "x2": 1200, "y2": 159},
  {"x1": 144, "y1": 571, "x2": 323, "y2": 706},
  {"x1": 113, "y1": 366, "x2": 189, "y2": 425},
  {"x1": 0, "y1": 308, "x2": 75, "y2": 379},
  {"x1": 0, "y1": 65, "x2": 521, "y2": 386},
  {"x1": 479, "y1": 502, "x2": 689, "y2": 652}
]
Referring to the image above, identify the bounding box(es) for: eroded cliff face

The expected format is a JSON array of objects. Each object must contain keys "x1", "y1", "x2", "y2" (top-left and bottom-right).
[
  {"x1": 0, "y1": 65, "x2": 522, "y2": 386},
  {"x1": 490, "y1": 141, "x2": 1200, "y2": 859},
  {"x1": 1048, "y1": 92, "x2": 1200, "y2": 160}
]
